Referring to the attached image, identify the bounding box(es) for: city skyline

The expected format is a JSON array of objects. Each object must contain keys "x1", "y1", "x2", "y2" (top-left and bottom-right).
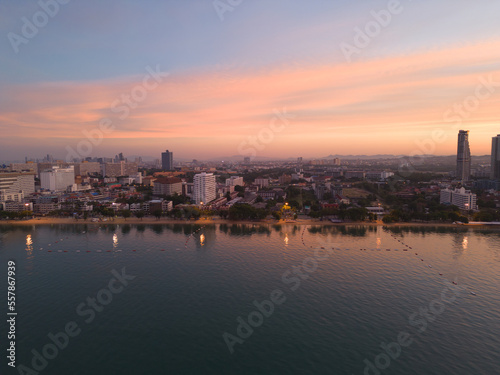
[{"x1": 1, "y1": 1, "x2": 500, "y2": 160}]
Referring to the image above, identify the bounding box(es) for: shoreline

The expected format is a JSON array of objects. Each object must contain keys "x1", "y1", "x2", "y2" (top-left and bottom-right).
[{"x1": 0, "y1": 217, "x2": 496, "y2": 227}]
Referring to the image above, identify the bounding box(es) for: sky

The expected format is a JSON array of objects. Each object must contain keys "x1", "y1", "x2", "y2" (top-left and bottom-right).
[{"x1": 1, "y1": 0, "x2": 500, "y2": 162}]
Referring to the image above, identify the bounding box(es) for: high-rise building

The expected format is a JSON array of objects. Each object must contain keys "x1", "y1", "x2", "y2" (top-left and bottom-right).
[
  {"x1": 10, "y1": 162, "x2": 37, "y2": 174},
  {"x1": 153, "y1": 177, "x2": 183, "y2": 196},
  {"x1": 73, "y1": 162, "x2": 101, "y2": 176},
  {"x1": 161, "y1": 150, "x2": 173, "y2": 171},
  {"x1": 193, "y1": 172, "x2": 216, "y2": 205},
  {"x1": 491, "y1": 135, "x2": 500, "y2": 180},
  {"x1": 456, "y1": 130, "x2": 471, "y2": 181},
  {"x1": 101, "y1": 161, "x2": 138, "y2": 177},
  {"x1": 40, "y1": 166, "x2": 75, "y2": 191}
]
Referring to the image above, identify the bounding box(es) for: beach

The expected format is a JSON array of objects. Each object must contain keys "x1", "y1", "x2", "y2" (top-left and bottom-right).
[{"x1": 0, "y1": 216, "x2": 492, "y2": 227}]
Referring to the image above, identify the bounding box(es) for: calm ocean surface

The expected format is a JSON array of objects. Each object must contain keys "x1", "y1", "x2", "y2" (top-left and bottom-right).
[{"x1": 1, "y1": 223, "x2": 499, "y2": 375}]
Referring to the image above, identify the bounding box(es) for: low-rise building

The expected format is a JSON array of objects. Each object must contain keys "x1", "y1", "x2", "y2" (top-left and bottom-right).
[
  {"x1": 278, "y1": 174, "x2": 292, "y2": 184},
  {"x1": 345, "y1": 171, "x2": 366, "y2": 179},
  {"x1": 254, "y1": 178, "x2": 269, "y2": 188},
  {"x1": 34, "y1": 203, "x2": 60, "y2": 214},
  {"x1": 142, "y1": 200, "x2": 173, "y2": 213},
  {"x1": 153, "y1": 177, "x2": 183, "y2": 196},
  {"x1": 440, "y1": 187, "x2": 478, "y2": 211},
  {"x1": 1, "y1": 201, "x2": 33, "y2": 212}
]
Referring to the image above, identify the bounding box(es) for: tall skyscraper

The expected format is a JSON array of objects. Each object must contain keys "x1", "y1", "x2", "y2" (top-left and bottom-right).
[
  {"x1": 193, "y1": 172, "x2": 216, "y2": 205},
  {"x1": 491, "y1": 135, "x2": 500, "y2": 180},
  {"x1": 456, "y1": 130, "x2": 471, "y2": 182},
  {"x1": 161, "y1": 150, "x2": 173, "y2": 171}
]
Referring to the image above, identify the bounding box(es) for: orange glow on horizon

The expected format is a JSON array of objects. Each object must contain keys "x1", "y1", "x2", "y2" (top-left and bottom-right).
[{"x1": 2, "y1": 39, "x2": 500, "y2": 157}]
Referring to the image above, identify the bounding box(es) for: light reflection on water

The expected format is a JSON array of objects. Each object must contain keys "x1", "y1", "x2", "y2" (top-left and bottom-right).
[{"x1": 0, "y1": 224, "x2": 499, "y2": 375}]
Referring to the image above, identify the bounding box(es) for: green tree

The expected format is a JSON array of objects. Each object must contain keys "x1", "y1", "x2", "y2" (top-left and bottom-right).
[
  {"x1": 153, "y1": 209, "x2": 163, "y2": 219},
  {"x1": 382, "y1": 215, "x2": 394, "y2": 223}
]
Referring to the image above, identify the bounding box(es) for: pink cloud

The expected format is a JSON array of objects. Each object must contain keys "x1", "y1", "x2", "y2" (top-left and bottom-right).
[{"x1": 2, "y1": 39, "x2": 500, "y2": 157}]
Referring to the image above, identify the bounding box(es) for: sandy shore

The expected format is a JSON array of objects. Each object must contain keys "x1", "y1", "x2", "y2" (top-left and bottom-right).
[{"x1": 0, "y1": 217, "x2": 493, "y2": 227}]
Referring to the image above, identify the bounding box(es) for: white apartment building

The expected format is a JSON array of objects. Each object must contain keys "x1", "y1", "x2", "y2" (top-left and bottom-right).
[
  {"x1": 0, "y1": 172, "x2": 35, "y2": 202},
  {"x1": 440, "y1": 187, "x2": 478, "y2": 211},
  {"x1": 40, "y1": 166, "x2": 75, "y2": 192},
  {"x1": 194, "y1": 172, "x2": 216, "y2": 205}
]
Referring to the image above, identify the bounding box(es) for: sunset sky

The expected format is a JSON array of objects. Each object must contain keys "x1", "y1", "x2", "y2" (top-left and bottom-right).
[{"x1": 1, "y1": 0, "x2": 500, "y2": 161}]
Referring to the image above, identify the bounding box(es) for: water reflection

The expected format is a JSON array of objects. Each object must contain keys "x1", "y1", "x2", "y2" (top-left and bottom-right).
[
  {"x1": 194, "y1": 227, "x2": 216, "y2": 249},
  {"x1": 307, "y1": 225, "x2": 368, "y2": 237},
  {"x1": 25, "y1": 234, "x2": 33, "y2": 255},
  {"x1": 451, "y1": 234, "x2": 469, "y2": 259},
  {"x1": 462, "y1": 236, "x2": 468, "y2": 250},
  {"x1": 2, "y1": 223, "x2": 500, "y2": 244},
  {"x1": 121, "y1": 225, "x2": 131, "y2": 235}
]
